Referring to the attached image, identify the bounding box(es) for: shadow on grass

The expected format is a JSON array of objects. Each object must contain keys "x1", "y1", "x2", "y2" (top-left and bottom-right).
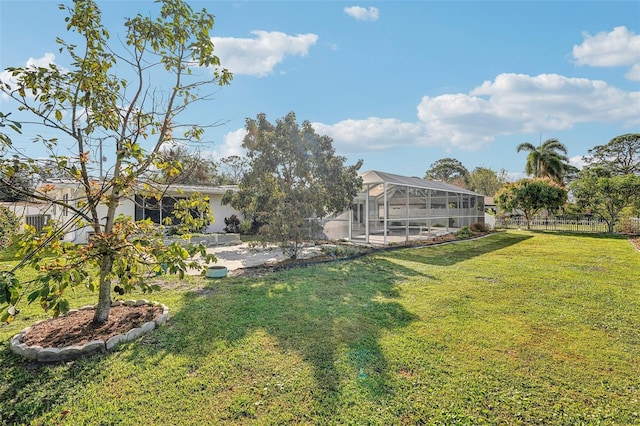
[
  {"x1": 0, "y1": 343, "x2": 109, "y2": 425},
  {"x1": 383, "y1": 232, "x2": 533, "y2": 266},
  {"x1": 0, "y1": 232, "x2": 527, "y2": 423},
  {"x1": 127, "y1": 256, "x2": 421, "y2": 417}
]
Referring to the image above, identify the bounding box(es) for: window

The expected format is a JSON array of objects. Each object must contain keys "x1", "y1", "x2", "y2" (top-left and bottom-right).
[
  {"x1": 134, "y1": 195, "x2": 187, "y2": 225},
  {"x1": 26, "y1": 214, "x2": 51, "y2": 232},
  {"x1": 63, "y1": 193, "x2": 69, "y2": 216}
]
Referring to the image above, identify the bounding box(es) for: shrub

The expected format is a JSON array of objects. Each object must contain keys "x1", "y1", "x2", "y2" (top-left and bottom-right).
[
  {"x1": 615, "y1": 217, "x2": 639, "y2": 235},
  {"x1": 224, "y1": 215, "x2": 241, "y2": 233},
  {"x1": 455, "y1": 226, "x2": 474, "y2": 238},
  {"x1": 239, "y1": 219, "x2": 254, "y2": 235},
  {"x1": 320, "y1": 244, "x2": 362, "y2": 258},
  {"x1": 165, "y1": 226, "x2": 179, "y2": 236},
  {"x1": 469, "y1": 222, "x2": 490, "y2": 233},
  {"x1": 238, "y1": 216, "x2": 264, "y2": 235},
  {"x1": 0, "y1": 206, "x2": 20, "y2": 251}
]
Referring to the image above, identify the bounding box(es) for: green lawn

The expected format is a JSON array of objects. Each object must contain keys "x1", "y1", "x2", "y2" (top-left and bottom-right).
[{"x1": 1, "y1": 231, "x2": 639, "y2": 425}]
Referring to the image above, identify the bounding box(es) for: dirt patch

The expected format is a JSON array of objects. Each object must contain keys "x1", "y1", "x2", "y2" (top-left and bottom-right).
[
  {"x1": 630, "y1": 237, "x2": 640, "y2": 251},
  {"x1": 21, "y1": 305, "x2": 162, "y2": 348},
  {"x1": 230, "y1": 251, "x2": 372, "y2": 278}
]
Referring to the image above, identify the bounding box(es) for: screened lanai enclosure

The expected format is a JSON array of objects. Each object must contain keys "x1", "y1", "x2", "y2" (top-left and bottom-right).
[{"x1": 324, "y1": 170, "x2": 485, "y2": 245}]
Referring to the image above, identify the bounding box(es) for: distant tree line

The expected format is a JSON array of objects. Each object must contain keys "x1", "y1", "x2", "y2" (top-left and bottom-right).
[{"x1": 424, "y1": 134, "x2": 640, "y2": 233}]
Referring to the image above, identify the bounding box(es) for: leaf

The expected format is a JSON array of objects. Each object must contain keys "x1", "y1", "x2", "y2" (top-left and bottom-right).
[
  {"x1": 1, "y1": 312, "x2": 14, "y2": 323},
  {"x1": 55, "y1": 110, "x2": 63, "y2": 121},
  {"x1": 27, "y1": 289, "x2": 41, "y2": 303}
]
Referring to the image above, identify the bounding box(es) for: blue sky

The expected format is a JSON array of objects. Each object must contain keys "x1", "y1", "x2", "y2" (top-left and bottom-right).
[{"x1": 1, "y1": 1, "x2": 639, "y2": 180}]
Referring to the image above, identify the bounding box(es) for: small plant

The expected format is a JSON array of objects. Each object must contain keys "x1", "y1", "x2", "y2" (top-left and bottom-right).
[
  {"x1": 320, "y1": 244, "x2": 362, "y2": 258},
  {"x1": 0, "y1": 207, "x2": 19, "y2": 251},
  {"x1": 469, "y1": 222, "x2": 490, "y2": 233},
  {"x1": 224, "y1": 215, "x2": 241, "y2": 233},
  {"x1": 616, "y1": 217, "x2": 639, "y2": 235},
  {"x1": 456, "y1": 226, "x2": 474, "y2": 238}
]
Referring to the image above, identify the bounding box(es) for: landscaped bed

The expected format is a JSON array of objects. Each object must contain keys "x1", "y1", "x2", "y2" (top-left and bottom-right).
[{"x1": 1, "y1": 230, "x2": 638, "y2": 424}]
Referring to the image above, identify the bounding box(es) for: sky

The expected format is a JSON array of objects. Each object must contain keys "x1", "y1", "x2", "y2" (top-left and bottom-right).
[{"x1": 1, "y1": 0, "x2": 639, "y2": 180}]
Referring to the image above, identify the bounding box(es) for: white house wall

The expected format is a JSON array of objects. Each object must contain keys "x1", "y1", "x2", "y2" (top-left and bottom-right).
[
  {"x1": 16, "y1": 181, "x2": 242, "y2": 244},
  {"x1": 0, "y1": 202, "x2": 52, "y2": 232},
  {"x1": 206, "y1": 194, "x2": 240, "y2": 233},
  {"x1": 70, "y1": 194, "x2": 238, "y2": 243}
]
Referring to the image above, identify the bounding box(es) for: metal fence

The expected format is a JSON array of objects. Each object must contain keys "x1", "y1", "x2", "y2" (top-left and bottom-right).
[{"x1": 494, "y1": 216, "x2": 639, "y2": 233}]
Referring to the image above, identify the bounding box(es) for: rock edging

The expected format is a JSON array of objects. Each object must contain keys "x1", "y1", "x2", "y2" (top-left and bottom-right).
[{"x1": 9, "y1": 300, "x2": 168, "y2": 362}]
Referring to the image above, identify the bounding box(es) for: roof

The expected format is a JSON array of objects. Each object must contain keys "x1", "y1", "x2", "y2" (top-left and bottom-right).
[
  {"x1": 162, "y1": 184, "x2": 238, "y2": 196},
  {"x1": 37, "y1": 179, "x2": 238, "y2": 195},
  {"x1": 359, "y1": 170, "x2": 482, "y2": 196}
]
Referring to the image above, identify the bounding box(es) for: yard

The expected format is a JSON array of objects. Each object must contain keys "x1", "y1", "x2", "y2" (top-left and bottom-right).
[{"x1": 1, "y1": 230, "x2": 639, "y2": 424}]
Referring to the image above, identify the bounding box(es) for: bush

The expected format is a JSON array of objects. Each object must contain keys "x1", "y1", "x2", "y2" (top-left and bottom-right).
[
  {"x1": 615, "y1": 217, "x2": 639, "y2": 235},
  {"x1": 239, "y1": 219, "x2": 254, "y2": 235},
  {"x1": 469, "y1": 222, "x2": 490, "y2": 233},
  {"x1": 238, "y1": 216, "x2": 264, "y2": 235},
  {"x1": 224, "y1": 215, "x2": 241, "y2": 233},
  {"x1": 455, "y1": 226, "x2": 474, "y2": 238},
  {"x1": 320, "y1": 244, "x2": 362, "y2": 258},
  {"x1": 0, "y1": 206, "x2": 20, "y2": 251}
]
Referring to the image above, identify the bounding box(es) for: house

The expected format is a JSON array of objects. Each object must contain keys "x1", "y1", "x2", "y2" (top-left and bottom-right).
[
  {"x1": 0, "y1": 200, "x2": 54, "y2": 234},
  {"x1": 9, "y1": 170, "x2": 485, "y2": 247},
  {"x1": 20, "y1": 179, "x2": 241, "y2": 244},
  {"x1": 323, "y1": 170, "x2": 486, "y2": 245}
]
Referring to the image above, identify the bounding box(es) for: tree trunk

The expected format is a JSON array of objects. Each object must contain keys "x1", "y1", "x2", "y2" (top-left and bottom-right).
[{"x1": 93, "y1": 253, "x2": 114, "y2": 325}]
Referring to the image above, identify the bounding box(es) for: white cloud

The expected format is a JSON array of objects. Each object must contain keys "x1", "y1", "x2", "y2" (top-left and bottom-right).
[
  {"x1": 220, "y1": 128, "x2": 247, "y2": 157},
  {"x1": 569, "y1": 155, "x2": 587, "y2": 170},
  {"x1": 207, "y1": 128, "x2": 246, "y2": 159},
  {"x1": 573, "y1": 26, "x2": 640, "y2": 67},
  {"x1": 344, "y1": 6, "x2": 379, "y2": 22},
  {"x1": 506, "y1": 171, "x2": 527, "y2": 182},
  {"x1": 415, "y1": 73, "x2": 640, "y2": 149},
  {"x1": 211, "y1": 31, "x2": 318, "y2": 77},
  {"x1": 26, "y1": 52, "x2": 57, "y2": 68},
  {"x1": 219, "y1": 72, "x2": 639, "y2": 156},
  {"x1": 312, "y1": 118, "x2": 426, "y2": 152},
  {"x1": 0, "y1": 53, "x2": 59, "y2": 100},
  {"x1": 625, "y1": 63, "x2": 640, "y2": 81},
  {"x1": 301, "y1": 73, "x2": 640, "y2": 154},
  {"x1": 572, "y1": 26, "x2": 640, "y2": 80}
]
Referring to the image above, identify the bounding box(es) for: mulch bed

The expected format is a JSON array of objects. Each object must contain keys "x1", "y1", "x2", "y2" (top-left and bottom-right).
[{"x1": 21, "y1": 305, "x2": 162, "y2": 348}]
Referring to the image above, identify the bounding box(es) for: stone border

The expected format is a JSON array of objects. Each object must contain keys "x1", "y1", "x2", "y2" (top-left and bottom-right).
[{"x1": 9, "y1": 300, "x2": 169, "y2": 362}]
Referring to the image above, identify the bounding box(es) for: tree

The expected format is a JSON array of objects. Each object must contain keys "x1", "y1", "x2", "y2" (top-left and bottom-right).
[
  {"x1": 151, "y1": 145, "x2": 221, "y2": 186},
  {"x1": 219, "y1": 155, "x2": 249, "y2": 184},
  {"x1": 494, "y1": 178, "x2": 567, "y2": 230},
  {"x1": 570, "y1": 171, "x2": 640, "y2": 233},
  {"x1": 223, "y1": 112, "x2": 362, "y2": 258},
  {"x1": 516, "y1": 138, "x2": 570, "y2": 184},
  {"x1": 467, "y1": 167, "x2": 508, "y2": 196},
  {"x1": 0, "y1": 206, "x2": 20, "y2": 251},
  {"x1": 0, "y1": 0, "x2": 232, "y2": 324},
  {"x1": 0, "y1": 165, "x2": 33, "y2": 202},
  {"x1": 424, "y1": 158, "x2": 469, "y2": 187},
  {"x1": 583, "y1": 133, "x2": 640, "y2": 176}
]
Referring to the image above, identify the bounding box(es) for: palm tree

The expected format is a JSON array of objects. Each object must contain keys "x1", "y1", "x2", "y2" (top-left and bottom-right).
[{"x1": 517, "y1": 138, "x2": 570, "y2": 184}]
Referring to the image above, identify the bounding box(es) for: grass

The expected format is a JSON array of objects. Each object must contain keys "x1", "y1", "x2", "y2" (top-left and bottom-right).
[{"x1": 1, "y1": 230, "x2": 639, "y2": 425}]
